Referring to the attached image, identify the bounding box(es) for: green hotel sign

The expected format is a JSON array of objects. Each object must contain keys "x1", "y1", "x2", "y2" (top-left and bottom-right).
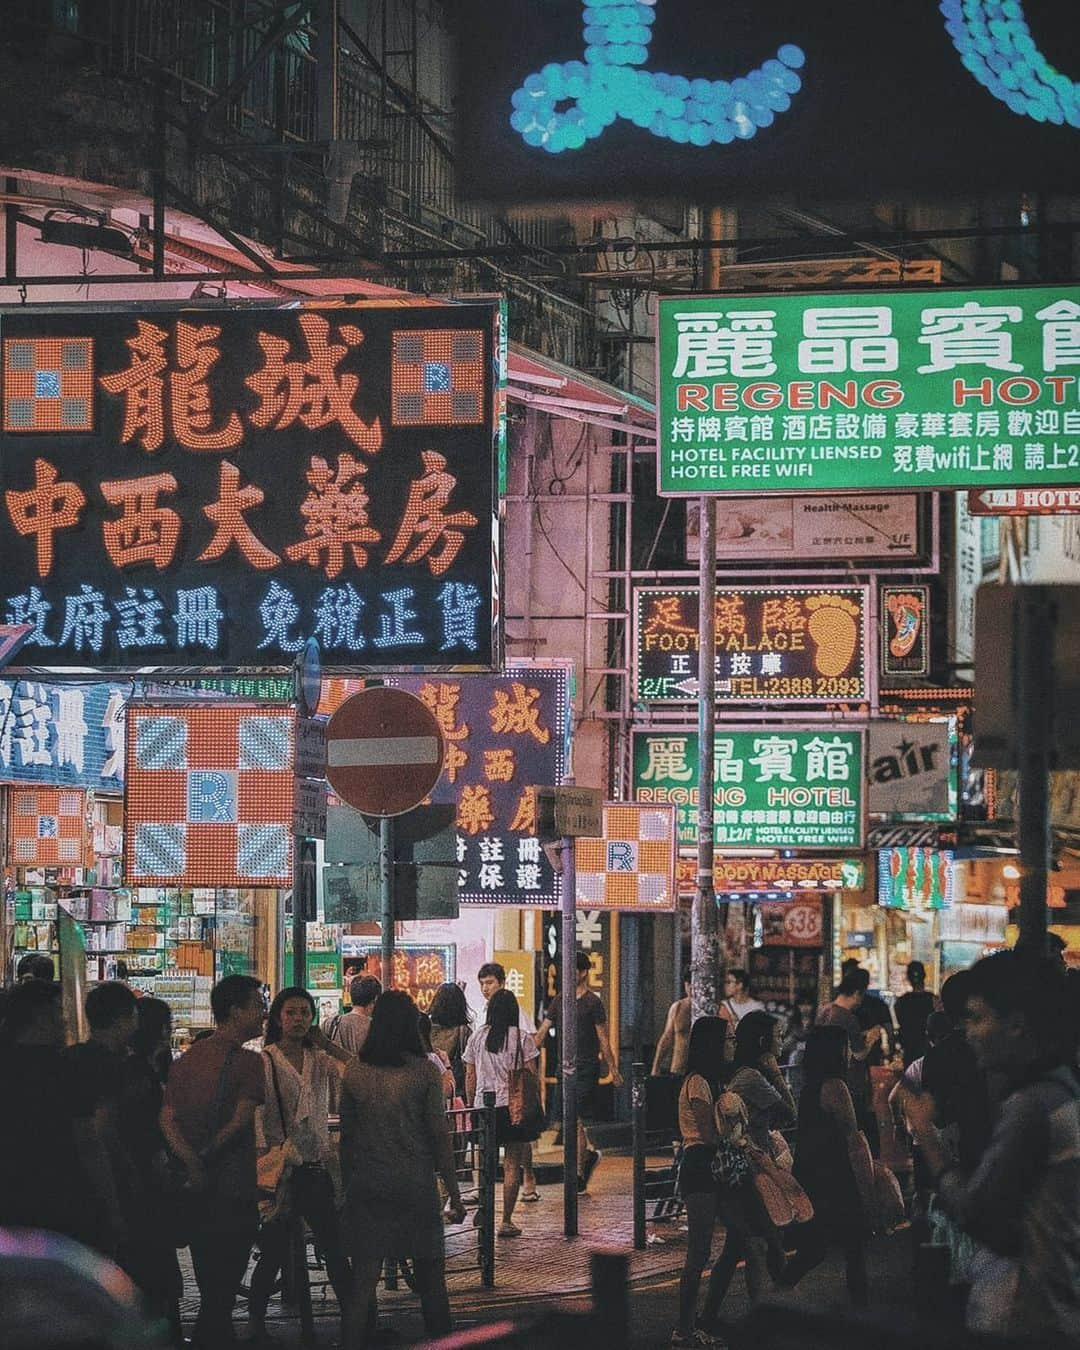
[
  {"x1": 632, "y1": 728, "x2": 864, "y2": 849},
  {"x1": 657, "y1": 285, "x2": 1080, "y2": 495}
]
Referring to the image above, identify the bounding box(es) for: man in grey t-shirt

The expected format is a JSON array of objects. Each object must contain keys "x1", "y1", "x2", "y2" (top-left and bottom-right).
[{"x1": 323, "y1": 975, "x2": 381, "y2": 1056}]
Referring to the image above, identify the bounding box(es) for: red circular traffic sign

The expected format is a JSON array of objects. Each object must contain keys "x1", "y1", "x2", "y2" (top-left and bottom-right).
[{"x1": 325, "y1": 687, "x2": 445, "y2": 817}]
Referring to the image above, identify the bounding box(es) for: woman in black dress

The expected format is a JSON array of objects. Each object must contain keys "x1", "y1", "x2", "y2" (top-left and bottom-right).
[{"x1": 792, "y1": 1024, "x2": 876, "y2": 1304}]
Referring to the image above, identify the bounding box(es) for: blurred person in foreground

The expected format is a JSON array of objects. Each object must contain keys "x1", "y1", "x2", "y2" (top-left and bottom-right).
[
  {"x1": 902, "y1": 949, "x2": 1080, "y2": 1341},
  {"x1": 339, "y1": 990, "x2": 464, "y2": 1349}
]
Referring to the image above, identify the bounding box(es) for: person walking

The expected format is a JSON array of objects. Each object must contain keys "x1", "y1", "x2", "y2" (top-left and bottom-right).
[
  {"x1": 463, "y1": 988, "x2": 541, "y2": 1237},
  {"x1": 895, "y1": 960, "x2": 937, "y2": 1068},
  {"x1": 791, "y1": 1025, "x2": 877, "y2": 1305},
  {"x1": 719, "y1": 969, "x2": 764, "y2": 1027},
  {"x1": 901, "y1": 950, "x2": 1080, "y2": 1341},
  {"x1": 117, "y1": 997, "x2": 183, "y2": 1344},
  {"x1": 66, "y1": 980, "x2": 141, "y2": 1263},
  {"x1": 339, "y1": 991, "x2": 465, "y2": 1350},
  {"x1": 323, "y1": 974, "x2": 382, "y2": 1055},
  {"x1": 817, "y1": 970, "x2": 879, "y2": 1154},
  {"x1": 671, "y1": 1016, "x2": 768, "y2": 1347},
  {"x1": 0, "y1": 980, "x2": 94, "y2": 1245},
  {"x1": 535, "y1": 951, "x2": 623, "y2": 1193},
  {"x1": 477, "y1": 963, "x2": 541, "y2": 1200},
  {"x1": 160, "y1": 974, "x2": 267, "y2": 1350},
  {"x1": 652, "y1": 968, "x2": 692, "y2": 1077},
  {"x1": 248, "y1": 987, "x2": 354, "y2": 1345},
  {"x1": 727, "y1": 1011, "x2": 796, "y2": 1153}
]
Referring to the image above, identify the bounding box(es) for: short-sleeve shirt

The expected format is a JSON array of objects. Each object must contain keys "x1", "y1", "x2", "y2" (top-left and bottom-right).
[
  {"x1": 163, "y1": 1031, "x2": 265, "y2": 1205},
  {"x1": 323, "y1": 1010, "x2": 370, "y2": 1056},
  {"x1": 547, "y1": 990, "x2": 607, "y2": 1070},
  {"x1": 678, "y1": 1072, "x2": 717, "y2": 1149},
  {"x1": 462, "y1": 1025, "x2": 538, "y2": 1107}
]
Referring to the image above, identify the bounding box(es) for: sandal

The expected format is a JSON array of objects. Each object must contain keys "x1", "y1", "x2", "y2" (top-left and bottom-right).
[
  {"x1": 521, "y1": 1188, "x2": 540, "y2": 1202},
  {"x1": 497, "y1": 1221, "x2": 522, "y2": 1237}
]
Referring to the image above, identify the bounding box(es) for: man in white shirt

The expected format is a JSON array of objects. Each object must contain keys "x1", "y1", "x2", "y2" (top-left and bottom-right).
[
  {"x1": 478, "y1": 962, "x2": 540, "y2": 1200},
  {"x1": 322, "y1": 974, "x2": 381, "y2": 1056},
  {"x1": 720, "y1": 968, "x2": 765, "y2": 1026}
]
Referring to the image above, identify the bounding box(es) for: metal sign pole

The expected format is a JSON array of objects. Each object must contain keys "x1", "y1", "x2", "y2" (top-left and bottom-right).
[
  {"x1": 380, "y1": 813, "x2": 395, "y2": 985},
  {"x1": 560, "y1": 817, "x2": 578, "y2": 1237},
  {"x1": 293, "y1": 833, "x2": 307, "y2": 989},
  {"x1": 1016, "y1": 588, "x2": 1052, "y2": 953},
  {"x1": 692, "y1": 495, "x2": 720, "y2": 1021}
]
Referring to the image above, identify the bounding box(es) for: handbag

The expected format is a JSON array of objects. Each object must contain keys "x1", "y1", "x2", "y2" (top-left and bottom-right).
[
  {"x1": 768, "y1": 1128, "x2": 794, "y2": 1172},
  {"x1": 507, "y1": 1032, "x2": 544, "y2": 1133},
  {"x1": 748, "y1": 1144, "x2": 814, "y2": 1228},
  {"x1": 872, "y1": 1159, "x2": 905, "y2": 1232},
  {"x1": 257, "y1": 1050, "x2": 294, "y2": 1222}
]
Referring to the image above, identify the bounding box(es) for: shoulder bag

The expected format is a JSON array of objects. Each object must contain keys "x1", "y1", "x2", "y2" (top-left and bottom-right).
[
  {"x1": 747, "y1": 1142, "x2": 815, "y2": 1228},
  {"x1": 507, "y1": 1031, "x2": 544, "y2": 1137},
  {"x1": 256, "y1": 1050, "x2": 294, "y2": 1221}
]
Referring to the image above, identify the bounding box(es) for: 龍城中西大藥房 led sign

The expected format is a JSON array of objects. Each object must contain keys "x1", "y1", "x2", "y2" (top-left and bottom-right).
[
  {"x1": 658, "y1": 285, "x2": 1080, "y2": 496},
  {"x1": 0, "y1": 304, "x2": 502, "y2": 670}
]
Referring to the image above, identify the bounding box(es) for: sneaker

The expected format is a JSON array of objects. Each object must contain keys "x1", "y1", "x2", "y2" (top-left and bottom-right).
[
  {"x1": 497, "y1": 1221, "x2": 522, "y2": 1237},
  {"x1": 578, "y1": 1148, "x2": 601, "y2": 1193},
  {"x1": 671, "y1": 1330, "x2": 726, "y2": 1347},
  {"x1": 521, "y1": 1187, "x2": 541, "y2": 1202}
]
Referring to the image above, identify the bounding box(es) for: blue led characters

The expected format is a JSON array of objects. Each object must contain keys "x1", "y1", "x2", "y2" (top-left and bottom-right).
[
  {"x1": 509, "y1": 0, "x2": 805, "y2": 153},
  {"x1": 941, "y1": 0, "x2": 1079, "y2": 127}
]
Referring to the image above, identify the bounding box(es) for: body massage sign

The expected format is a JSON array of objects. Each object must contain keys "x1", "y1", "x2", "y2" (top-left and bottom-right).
[{"x1": 658, "y1": 285, "x2": 1080, "y2": 495}]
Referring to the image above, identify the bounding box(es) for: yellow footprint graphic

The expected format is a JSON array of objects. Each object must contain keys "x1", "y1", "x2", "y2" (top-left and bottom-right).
[{"x1": 805, "y1": 594, "x2": 860, "y2": 677}]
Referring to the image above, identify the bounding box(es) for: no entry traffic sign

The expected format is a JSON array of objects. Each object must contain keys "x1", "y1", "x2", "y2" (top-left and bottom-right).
[{"x1": 326, "y1": 687, "x2": 445, "y2": 817}]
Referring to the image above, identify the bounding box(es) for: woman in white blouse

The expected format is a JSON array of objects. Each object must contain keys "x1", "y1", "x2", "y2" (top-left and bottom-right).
[
  {"x1": 250, "y1": 986, "x2": 354, "y2": 1343},
  {"x1": 463, "y1": 988, "x2": 540, "y2": 1238}
]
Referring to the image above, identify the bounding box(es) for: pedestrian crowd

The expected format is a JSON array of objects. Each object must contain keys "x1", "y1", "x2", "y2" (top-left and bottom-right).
[
  {"x1": 662, "y1": 947, "x2": 1080, "y2": 1347},
  {"x1": 0, "y1": 952, "x2": 620, "y2": 1348}
]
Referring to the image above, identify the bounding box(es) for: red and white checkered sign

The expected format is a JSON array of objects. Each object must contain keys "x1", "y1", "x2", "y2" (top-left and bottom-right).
[
  {"x1": 574, "y1": 803, "x2": 677, "y2": 912},
  {"x1": 124, "y1": 704, "x2": 295, "y2": 887},
  {"x1": 8, "y1": 787, "x2": 88, "y2": 865}
]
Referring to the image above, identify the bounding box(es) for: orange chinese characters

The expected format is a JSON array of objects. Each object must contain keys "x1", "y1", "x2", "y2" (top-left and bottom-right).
[
  {"x1": 508, "y1": 787, "x2": 536, "y2": 833},
  {"x1": 385, "y1": 451, "x2": 478, "y2": 576},
  {"x1": 483, "y1": 748, "x2": 516, "y2": 783},
  {"x1": 5, "y1": 458, "x2": 86, "y2": 578},
  {"x1": 761, "y1": 595, "x2": 808, "y2": 636},
  {"x1": 418, "y1": 681, "x2": 469, "y2": 741},
  {"x1": 100, "y1": 472, "x2": 181, "y2": 570},
  {"x1": 100, "y1": 320, "x2": 242, "y2": 453},
  {"x1": 490, "y1": 683, "x2": 550, "y2": 745},
  {"x1": 285, "y1": 452, "x2": 380, "y2": 578},
  {"x1": 246, "y1": 314, "x2": 382, "y2": 453},
  {"x1": 715, "y1": 594, "x2": 747, "y2": 638},
  {"x1": 458, "y1": 784, "x2": 496, "y2": 836},
  {"x1": 199, "y1": 461, "x2": 280, "y2": 570},
  {"x1": 644, "y1": 594, "x2": 696, "y2": 637}
]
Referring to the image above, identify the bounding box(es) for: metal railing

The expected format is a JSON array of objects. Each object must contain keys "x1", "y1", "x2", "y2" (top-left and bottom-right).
[{"x1": 630, "y1": 1062, "x2": 684, "y2": 1251}]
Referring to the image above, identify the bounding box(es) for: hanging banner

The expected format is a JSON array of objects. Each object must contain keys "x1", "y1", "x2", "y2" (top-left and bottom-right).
[
  {"x1": 880, "y1": 585, "x2": 931, "y2": 678},
  {"x1": 384, "y1": 667, "x2": 569, "y2": 905},
  {"x1": 632, "y1": 727, "x2": 864, "y2": 849},
  {"x1": 124, "y1": 704, "x2": 295, "y2": 887},
  {"x1": 0, "y1": 302, "x2": 501, "y2": 670},
  {"x1": 658, "y1": 285, "x2": 1080, "y2": 496},
  {"x1": 687, "y1": 494, "x2": 921, "y2": 564},
  {"x1": 675, "y1": 854, "x2": 864, "y2": 897},
  {"x1": 0, "y1": 679, "x2": 127, "y2": 791},
  {"x1": 867, "y1": 718, "x2": 957, "y2": 822},
  {"x1": 574, "y1": 803, "x2": 677, "y2": 912},
  {"x1": 634, "y1": 585, "x2": 869, "y2": 705}
]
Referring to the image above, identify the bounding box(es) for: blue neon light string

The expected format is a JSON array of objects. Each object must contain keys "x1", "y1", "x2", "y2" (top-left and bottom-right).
[
  {"x1": 509, "y1": 0, "x2": 805, "y2": 153},
  {"x1": 941, "y1": 0, "x2": 1079, "y2": 126}
]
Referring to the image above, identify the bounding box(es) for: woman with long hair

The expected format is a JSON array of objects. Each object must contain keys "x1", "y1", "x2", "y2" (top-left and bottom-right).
[
  {"x1": 462, "y1": 988, "x2": 540, "y2": 1237},
  {"x1": 729, "y1": 1011, "x2": 796, "y2": 1151},
  {"x1": 672, "y1": 1016, "x2": 768, "y2": 1347},
  {"x1": 791, "y1": 1024, "x2": 876, "y2": 1304},
  {"x1": 339, "y1": 990, "x2": 465, "y2": 1349},
  {"x1": 428, "y1": 982, "x2": 472, "y2": 1098},
  {"x1": 249, "y1": 986, "x2": 354, "y2": 1344}
]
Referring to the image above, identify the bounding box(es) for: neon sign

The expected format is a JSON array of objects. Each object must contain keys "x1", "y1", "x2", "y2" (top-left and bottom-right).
[
  {"x1": 0, "y1": 304, "x2": 501, "y2": 670},
  {"x1": 510, "y1": 0, "x2": 804, "y2": 153},
  {"x1": 942, "y1": 0, "x2": 1079, "y2": 127}
]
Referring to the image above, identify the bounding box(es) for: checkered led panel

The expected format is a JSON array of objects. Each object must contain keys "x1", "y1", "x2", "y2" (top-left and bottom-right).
[
  {"x1": 391, "y1": 329, "x2": 485, "y2": 425},
  {"x1": 3, "y1": 338, "x2": 94, "y2": 432},
  {"x1": 574, "y1": 803, "x2": 677, "y2": 912},
  {"x1": 124, "y1": 705, "x2": 295, "y2": 887},
  {"x1": 8, "y1": 788, "x2": 88, "y2": 866}
]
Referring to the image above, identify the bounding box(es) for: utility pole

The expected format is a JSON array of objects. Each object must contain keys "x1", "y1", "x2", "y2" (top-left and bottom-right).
[
  {"x1": 1016, "y1": 587, "x2": 1052, "y2": 953},
  {"x1": 380, "y1": 814, "x2": 396, "y2": 984},
  {"x1": 691, "y1": 495, "x2": 719, "y2": 1022}
]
